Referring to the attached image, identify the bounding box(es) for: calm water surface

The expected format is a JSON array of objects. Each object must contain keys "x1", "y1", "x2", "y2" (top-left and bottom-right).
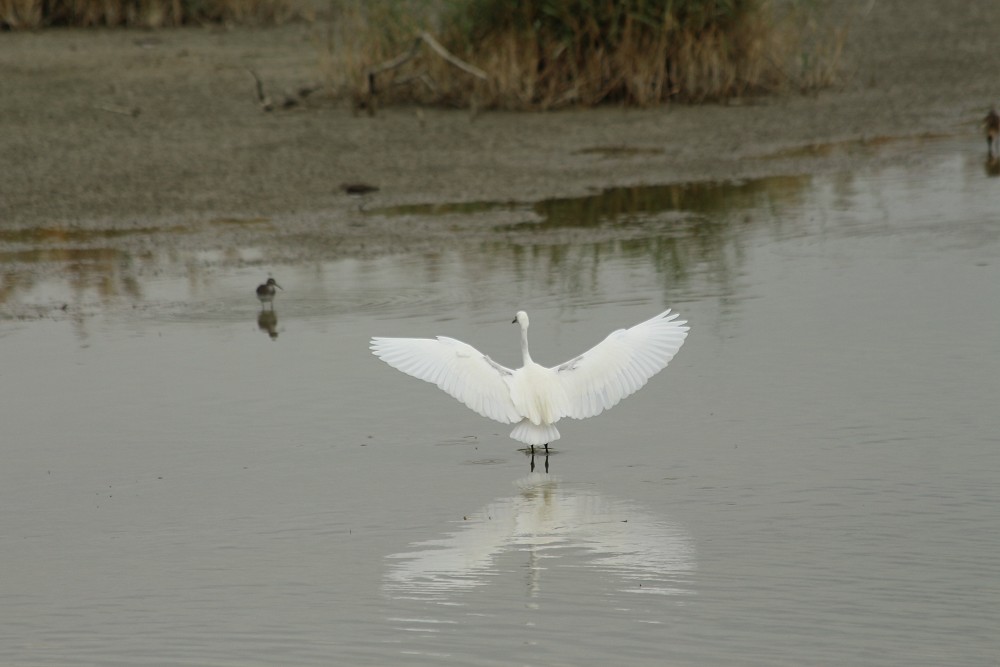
[{"x1": 2, "y1": 139, "x2": 998, "y2": 666}]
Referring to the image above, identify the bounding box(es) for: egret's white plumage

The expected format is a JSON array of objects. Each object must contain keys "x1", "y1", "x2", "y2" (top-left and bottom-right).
[{"x1": 370, "y1": 309, "x2": 689, "y2": 446}]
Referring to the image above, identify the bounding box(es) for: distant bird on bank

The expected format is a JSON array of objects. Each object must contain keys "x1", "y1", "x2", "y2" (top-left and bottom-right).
[
  {"x1": 256, "y1": 277, "x2": 282, "y2": 310},
  {"x1": 985, "y1": 107, "x2": 1000, "y2": 159},
  {"x1": 370, "y1": 309, "x2": 689, "y2": 449}
]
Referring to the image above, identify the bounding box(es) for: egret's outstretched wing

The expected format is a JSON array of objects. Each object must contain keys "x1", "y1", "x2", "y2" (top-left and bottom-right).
[
  {"x1": 370, "y1": 336, "x2": 522, "y2": 424},
  {"x1": 553, "y1": 309, "x2": 688, "y2": 419}
]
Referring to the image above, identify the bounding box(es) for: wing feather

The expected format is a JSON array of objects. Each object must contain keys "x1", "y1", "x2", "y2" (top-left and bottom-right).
[
  {"x1": 370, "y1": 336, "x2": 522, "y2": 424},
  {"x1": 554, "y1": 309, "x2": 688, "y2": 419}
]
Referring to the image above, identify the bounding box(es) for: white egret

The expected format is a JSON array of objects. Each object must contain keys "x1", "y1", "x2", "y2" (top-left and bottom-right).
[
  {"x1": 370, "y1": 308, "x2": 688, "y2": 448},
  {"x1": 255, "y1": 277, "x2": 282, "y2": 310}
]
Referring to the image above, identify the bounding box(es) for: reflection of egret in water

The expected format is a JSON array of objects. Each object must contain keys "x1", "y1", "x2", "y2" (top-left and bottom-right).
[
  {"x1": 257, "y1": 309, "x2": 278, "y2": 340},
  {"x1": 384, "y1": 474, "x2": 694, "y2": 603}
]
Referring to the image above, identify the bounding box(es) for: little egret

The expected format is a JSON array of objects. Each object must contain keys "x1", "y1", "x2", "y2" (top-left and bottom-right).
[
  {"x1": 255, "y1": 277, "x2": 282, "y2": 309},
  {"x1": 370, "y1": 309, "x2": 688, "y2": 447}
]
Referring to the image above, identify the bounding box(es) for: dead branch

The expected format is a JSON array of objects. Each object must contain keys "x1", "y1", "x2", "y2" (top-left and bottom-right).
[
  {"x1": 246, "y1": 68, "x2": 274, "y2": 111},
  {"x1": 247, "y1": 69, "x2": 324, "y2": 112},
  {"x1": 368, "y1": 40, "x2": 422, "y2": 94},
  {"x1": 418, "y1": 32, "x2": 488, "y2": 80},
  {"x1": 367, "y1": 31, "x2": 487, "y2": 96},
  {"x1": 391, "y1": 70, "x2": 438, "y2": 94}
]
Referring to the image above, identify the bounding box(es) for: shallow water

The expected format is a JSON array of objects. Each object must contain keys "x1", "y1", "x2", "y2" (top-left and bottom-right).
[{"x1": 2, "y1": 138, "x2": 998, "y2": 666}]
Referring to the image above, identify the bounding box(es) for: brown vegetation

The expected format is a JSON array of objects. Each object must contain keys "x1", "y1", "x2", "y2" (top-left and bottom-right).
[
  {"x1": 331, "y1": 0, "x2": 846, "y2": 110},
  {"x1": 0, "y1": 0, "x2": 299, "y2": 29},
  {"x1": 1, "y1": 0, "x2": 845, "y2": 111}
]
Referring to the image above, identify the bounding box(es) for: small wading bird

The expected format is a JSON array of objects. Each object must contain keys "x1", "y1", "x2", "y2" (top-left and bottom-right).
[
  {"x1": 370, "y1": 309, "x2": 688, "y2": 450},
  {"x1": 256, "y1": 277, "x2": 282, "y2": 310},
  {"x1": 985, "y1": 107, "x2": 1000, "y2": 159}
]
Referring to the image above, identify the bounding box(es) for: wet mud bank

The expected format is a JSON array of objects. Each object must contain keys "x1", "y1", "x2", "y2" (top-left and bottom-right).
[{"x1": 1, "y1": 0, "x2": 998, "y2": 292}]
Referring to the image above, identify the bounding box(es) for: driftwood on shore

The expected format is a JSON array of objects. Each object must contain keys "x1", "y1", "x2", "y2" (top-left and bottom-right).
[
  {"x1": 368, "y1": 31, "x2": 487, "y2": 92},
  {"x1": 246, "y1": 68, "x2": 321, "y2": 112},
  {"x1": 243, "y1": 32, "x2": 484, "y2": 116},
  {"x1": 359, "y1": 31, "x2": 487, "y2": 115}
]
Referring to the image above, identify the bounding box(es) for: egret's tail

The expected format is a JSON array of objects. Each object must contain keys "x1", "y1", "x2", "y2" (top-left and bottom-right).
[{"x1": 510, "y1": 420, "x2": 560, "y2": 446}]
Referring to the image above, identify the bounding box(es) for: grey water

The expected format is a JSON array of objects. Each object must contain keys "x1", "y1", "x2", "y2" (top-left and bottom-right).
[{"x1": 1, "y1": 139, "x2": 998, "y2": 666}]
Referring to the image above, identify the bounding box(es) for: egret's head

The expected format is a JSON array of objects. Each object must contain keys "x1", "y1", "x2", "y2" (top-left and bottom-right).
[{"x1": 512, "y1": 311, "x2": 529, "y2": 328}]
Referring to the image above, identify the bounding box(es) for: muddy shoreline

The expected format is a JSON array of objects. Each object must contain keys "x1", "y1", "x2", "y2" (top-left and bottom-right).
[{"x1": 1, "y1": 0, "x2": 998, "y2": 251}]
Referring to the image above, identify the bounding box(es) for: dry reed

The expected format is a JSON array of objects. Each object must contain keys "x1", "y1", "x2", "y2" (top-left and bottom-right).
[
  {"x1": 329, "y1": 0, "x2": 846, "y2": 110},
  {"x1": 0, "y1": 0, "x2": 299, "y2": 29}
]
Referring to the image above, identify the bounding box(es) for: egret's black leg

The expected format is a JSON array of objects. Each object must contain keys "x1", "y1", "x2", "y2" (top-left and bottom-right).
[{"x1": 530, "y1": 450, "x2": 535, "y2": 473}]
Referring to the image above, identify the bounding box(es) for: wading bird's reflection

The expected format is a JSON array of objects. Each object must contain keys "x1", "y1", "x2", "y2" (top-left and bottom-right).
[
  {"x1": 985, "y1": 155, "x2": 1000, "y2": 178},
  {"x1": 257, "y1": 309, "x2": 278, "y2": 340},
  {"x1": 384, "y1": 474, "x2": 694, "y2": 602},
  {"x1": 528, "y1": 448, "x2": 549, "y2": 473}
]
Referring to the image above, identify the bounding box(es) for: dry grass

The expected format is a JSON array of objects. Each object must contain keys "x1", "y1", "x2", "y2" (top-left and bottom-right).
[
  {"x1": 319, "y1": 1, "x2": 442, "y2": 106},
  {"x1": 327, "y1": 0, "x2": 846, "y2": 110},
  {"x1": 2, "y1": 0, "x2": 845, "y2": 109},
  {"x1": 0, "y1": 0, "x2": 301, "y2": 29}
]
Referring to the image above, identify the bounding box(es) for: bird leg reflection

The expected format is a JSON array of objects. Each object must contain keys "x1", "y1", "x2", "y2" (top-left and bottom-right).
[{"x1": 529, "y1": 448, "x2": 549, "y2": 473}]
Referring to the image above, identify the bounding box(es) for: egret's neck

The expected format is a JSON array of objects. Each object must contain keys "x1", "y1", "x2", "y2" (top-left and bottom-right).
[{"x1": 520, "y1": 325, "x2": 533, "y2": 365}]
